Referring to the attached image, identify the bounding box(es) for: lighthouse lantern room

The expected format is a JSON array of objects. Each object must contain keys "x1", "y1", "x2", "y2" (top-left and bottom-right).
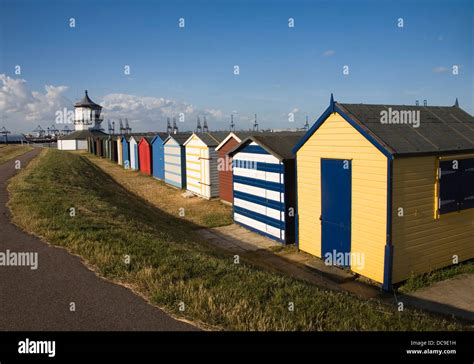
[{"x1": 73, "y1": 90, "x2": 103, "y2": 131}]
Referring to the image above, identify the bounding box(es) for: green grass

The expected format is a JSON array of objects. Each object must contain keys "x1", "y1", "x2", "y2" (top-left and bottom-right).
[
  {"x1": 398, "y1": 260, "x2": 474, "y2": 293},
  {"x1": 7, "y1": 149, "x2": 467, "y2": 331},
  {"x1": 0, "y1": 145, "x2": 33, "y2": 164}
]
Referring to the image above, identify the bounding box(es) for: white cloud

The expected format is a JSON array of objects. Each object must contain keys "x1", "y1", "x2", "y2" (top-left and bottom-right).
[
  {"x1": 0, "y1": 74, "x2": 225, "y2": 133},
  {"x1": 0, "y1": 74, "x2": 70, "y2": 131},
  {"x1": 322, "y1": 50, "x2": 336, "y2": 57},
  {"x1": 204, "y1": 108, "x2": 224, "y2": 119}
]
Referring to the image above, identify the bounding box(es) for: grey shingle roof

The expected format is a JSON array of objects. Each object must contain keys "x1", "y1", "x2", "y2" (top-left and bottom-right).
[
  {"x1": 166, "y1": 132, "x2": 193, "y2": 145},
  {"x1": 150, "y1": 132, "x2": 170, "y2": 143},
  {"x1": 193, "y1": 132, "x2": 223, "y2": 146},
  {"x1": 337, "y1": 103, "x2": 474, "y2": 155},
  {"x1": 215, "y1": 131, "x2": 261, "y2": 150},
  {"x1": 144, "y1": 136, "x2": 155, "y2": 143},
  {"x1": 229, "y1": 132, "x2": 306, "y2": 160},
  {"x1": 233, "y1": 131, "x2": 258, "y2": 141},
  {"x1": 207, "y1": 131, "x2": 229, "y2": 144},
  {"x1": 128, "y1": 132, "x2": 158, "y2": 142}
]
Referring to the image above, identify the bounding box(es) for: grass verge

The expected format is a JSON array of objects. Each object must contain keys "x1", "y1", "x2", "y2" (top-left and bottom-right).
[
  {"x1": 82, "y1": 152, "x2": 232, "y2": 228},
  {"x1": 398, "y1": 260, "x2": 474, "y2": 293},
  {"x1": 8, "y1": 149, "x2": 467, "y2": 330},
  {"x1": 0, "y1": 145, "x2": 34, "y2": 164}
]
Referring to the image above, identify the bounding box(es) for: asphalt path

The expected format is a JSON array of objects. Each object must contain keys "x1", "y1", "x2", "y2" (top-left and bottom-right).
[{"x1": 0, "y1": 149, "x2": 197, "y2": 330}]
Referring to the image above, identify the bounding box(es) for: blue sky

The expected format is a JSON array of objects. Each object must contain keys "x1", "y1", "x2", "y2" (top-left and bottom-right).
[{"x1": 0, "y1": 0, "x2": 472, "y2": 132}]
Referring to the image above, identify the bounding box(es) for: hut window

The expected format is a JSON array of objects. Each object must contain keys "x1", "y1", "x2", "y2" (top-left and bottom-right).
[{"x1": 438, "y1": 158, "x2": 474, "y2": 215}]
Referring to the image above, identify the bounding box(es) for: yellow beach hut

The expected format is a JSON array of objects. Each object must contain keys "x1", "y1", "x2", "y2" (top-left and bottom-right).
[
  {"x1": 293, "y1": 95, "x2": 474, "y2": 290},
  {"x1": 183, "y1": 132, "x2": 228, "y2": 199},
  {"x1": 116, "y1": 135, "x2": 123, "y2": 165}
]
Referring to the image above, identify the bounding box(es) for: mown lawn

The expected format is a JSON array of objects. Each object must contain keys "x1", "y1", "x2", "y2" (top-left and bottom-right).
[
  {"x1": 0, "y1": 144, "x2": 33, "y2": 165},
  {"x1": 8, "y1": 149, "x2": 466, "y2": 331}
]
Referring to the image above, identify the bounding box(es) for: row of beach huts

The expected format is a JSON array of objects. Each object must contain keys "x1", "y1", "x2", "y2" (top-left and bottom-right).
[{"x1": 84, "y1": 95, "x2": 474, "y2": 290}]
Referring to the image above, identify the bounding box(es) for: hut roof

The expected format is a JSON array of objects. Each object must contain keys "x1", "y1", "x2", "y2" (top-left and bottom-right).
[
  {"x1": 294, "y1": 97, "x2": 474, "y2": 157},
  {"x1": 229, "y1": 132, "x2": 305, "y2": 160},
  {"x1": 215, "y1": 131, "x2": 259, "y2": 151},
  {"x1": 186, "y1": 132, "x2": 223, "y2": 147},
  {"x1": 337, "y1": 102, "x2": 474, "y2": 156},
  {"x1": 165, "y1": 132, "x2": 193, "y2": 145},
  {"x1": 150, "y1": 132, "x2": 171, "y2": 144}
]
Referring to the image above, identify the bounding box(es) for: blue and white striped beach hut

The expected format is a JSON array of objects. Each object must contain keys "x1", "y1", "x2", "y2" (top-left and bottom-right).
[
  {"x1": 228, "y1": 132, "x2": 304, "y2": 244},
  {"x1": 163, "y1": 133, "x2": 192, "y2": 189}
]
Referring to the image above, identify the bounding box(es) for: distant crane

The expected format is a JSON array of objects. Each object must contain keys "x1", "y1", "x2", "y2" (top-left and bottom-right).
[
  {"x1": 119, "y1": 119, "x2": 125, "y2": 134},
  {"x1": 125, "y1": 118, "x2": 131, "y2": 134},
  {"x1": 196, "y1": 117, "x2": 202, "y2": 133},
  {"x1": 253, "y1": 114, "x2": 259, "y2": 132},
  {"x1": 0, "y1": 126, "x2": 11, "y2": 144},
  {"x1": 230, "y1": 114, "x2": 235, "y2": 131},
  {"x1": 166, "y1": 117, "x2": 172, "y2": 134},
  {"x1": 172, "y1": 117, "x2": 178, "y2": 134},
  {"x1": 107, "y1": 120, "x2": 114, "y2": 134},
  {"x1": 203, "y1": 117, "x2": 209, "y2": 133},
  {"x1": 304, "y1": 116, "x2": 310, "y2": 130}
]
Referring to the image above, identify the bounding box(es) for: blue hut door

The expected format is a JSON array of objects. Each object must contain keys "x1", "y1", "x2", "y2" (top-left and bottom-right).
[
  {"x1": 321, "y1": 159, "x2": 351, "y2": 267},
  {"x1": 152, "y1": 141, "x2": 165, "y2": 180},
  {"x1": 123, "y1": 141, "x2": 129, "y2": 168},
  {"x1": 157, "y1": 144, "x2": 164, "y2": 180},
  {"x1": 134, "y1": 144, "x2": 139, "y2": 169}
]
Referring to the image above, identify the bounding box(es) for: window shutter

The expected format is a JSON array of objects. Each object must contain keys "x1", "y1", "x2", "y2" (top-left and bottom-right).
[
  {"x1": 461, "y1": 158, "x2": 474, "y2": 210},
  {"x1": 438, "y1": 160, "x2": 460, "y2": 214}
]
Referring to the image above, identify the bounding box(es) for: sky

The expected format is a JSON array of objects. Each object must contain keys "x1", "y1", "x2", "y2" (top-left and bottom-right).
[{"x1": 0, "y1": 0, "x2": 472, "y2": 133}]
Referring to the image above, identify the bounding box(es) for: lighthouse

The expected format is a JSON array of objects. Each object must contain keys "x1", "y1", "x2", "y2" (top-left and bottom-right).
[
  {"x1": 57, "y1": 90, "x2": 108, "y2": 150},
  {"x1": 73, "y1": 90, "x2": 103, "y2": 131}
]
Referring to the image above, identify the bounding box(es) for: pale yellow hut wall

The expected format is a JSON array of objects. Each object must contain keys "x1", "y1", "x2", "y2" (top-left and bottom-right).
[
  {"x1": 391, "y1": 155, "x2": 474, "y2": 283},
  {"x1": 297, "y1": 112, "x2": 388, "y2": 283}
]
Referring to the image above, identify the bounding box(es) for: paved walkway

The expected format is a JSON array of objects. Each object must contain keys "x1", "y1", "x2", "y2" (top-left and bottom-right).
[
  {"x1": 0, "y1": 149, "x2": 197, "y2": 330},
  {"x1": 400, "y1": 274, "x2": 474, "y2": 322}
]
